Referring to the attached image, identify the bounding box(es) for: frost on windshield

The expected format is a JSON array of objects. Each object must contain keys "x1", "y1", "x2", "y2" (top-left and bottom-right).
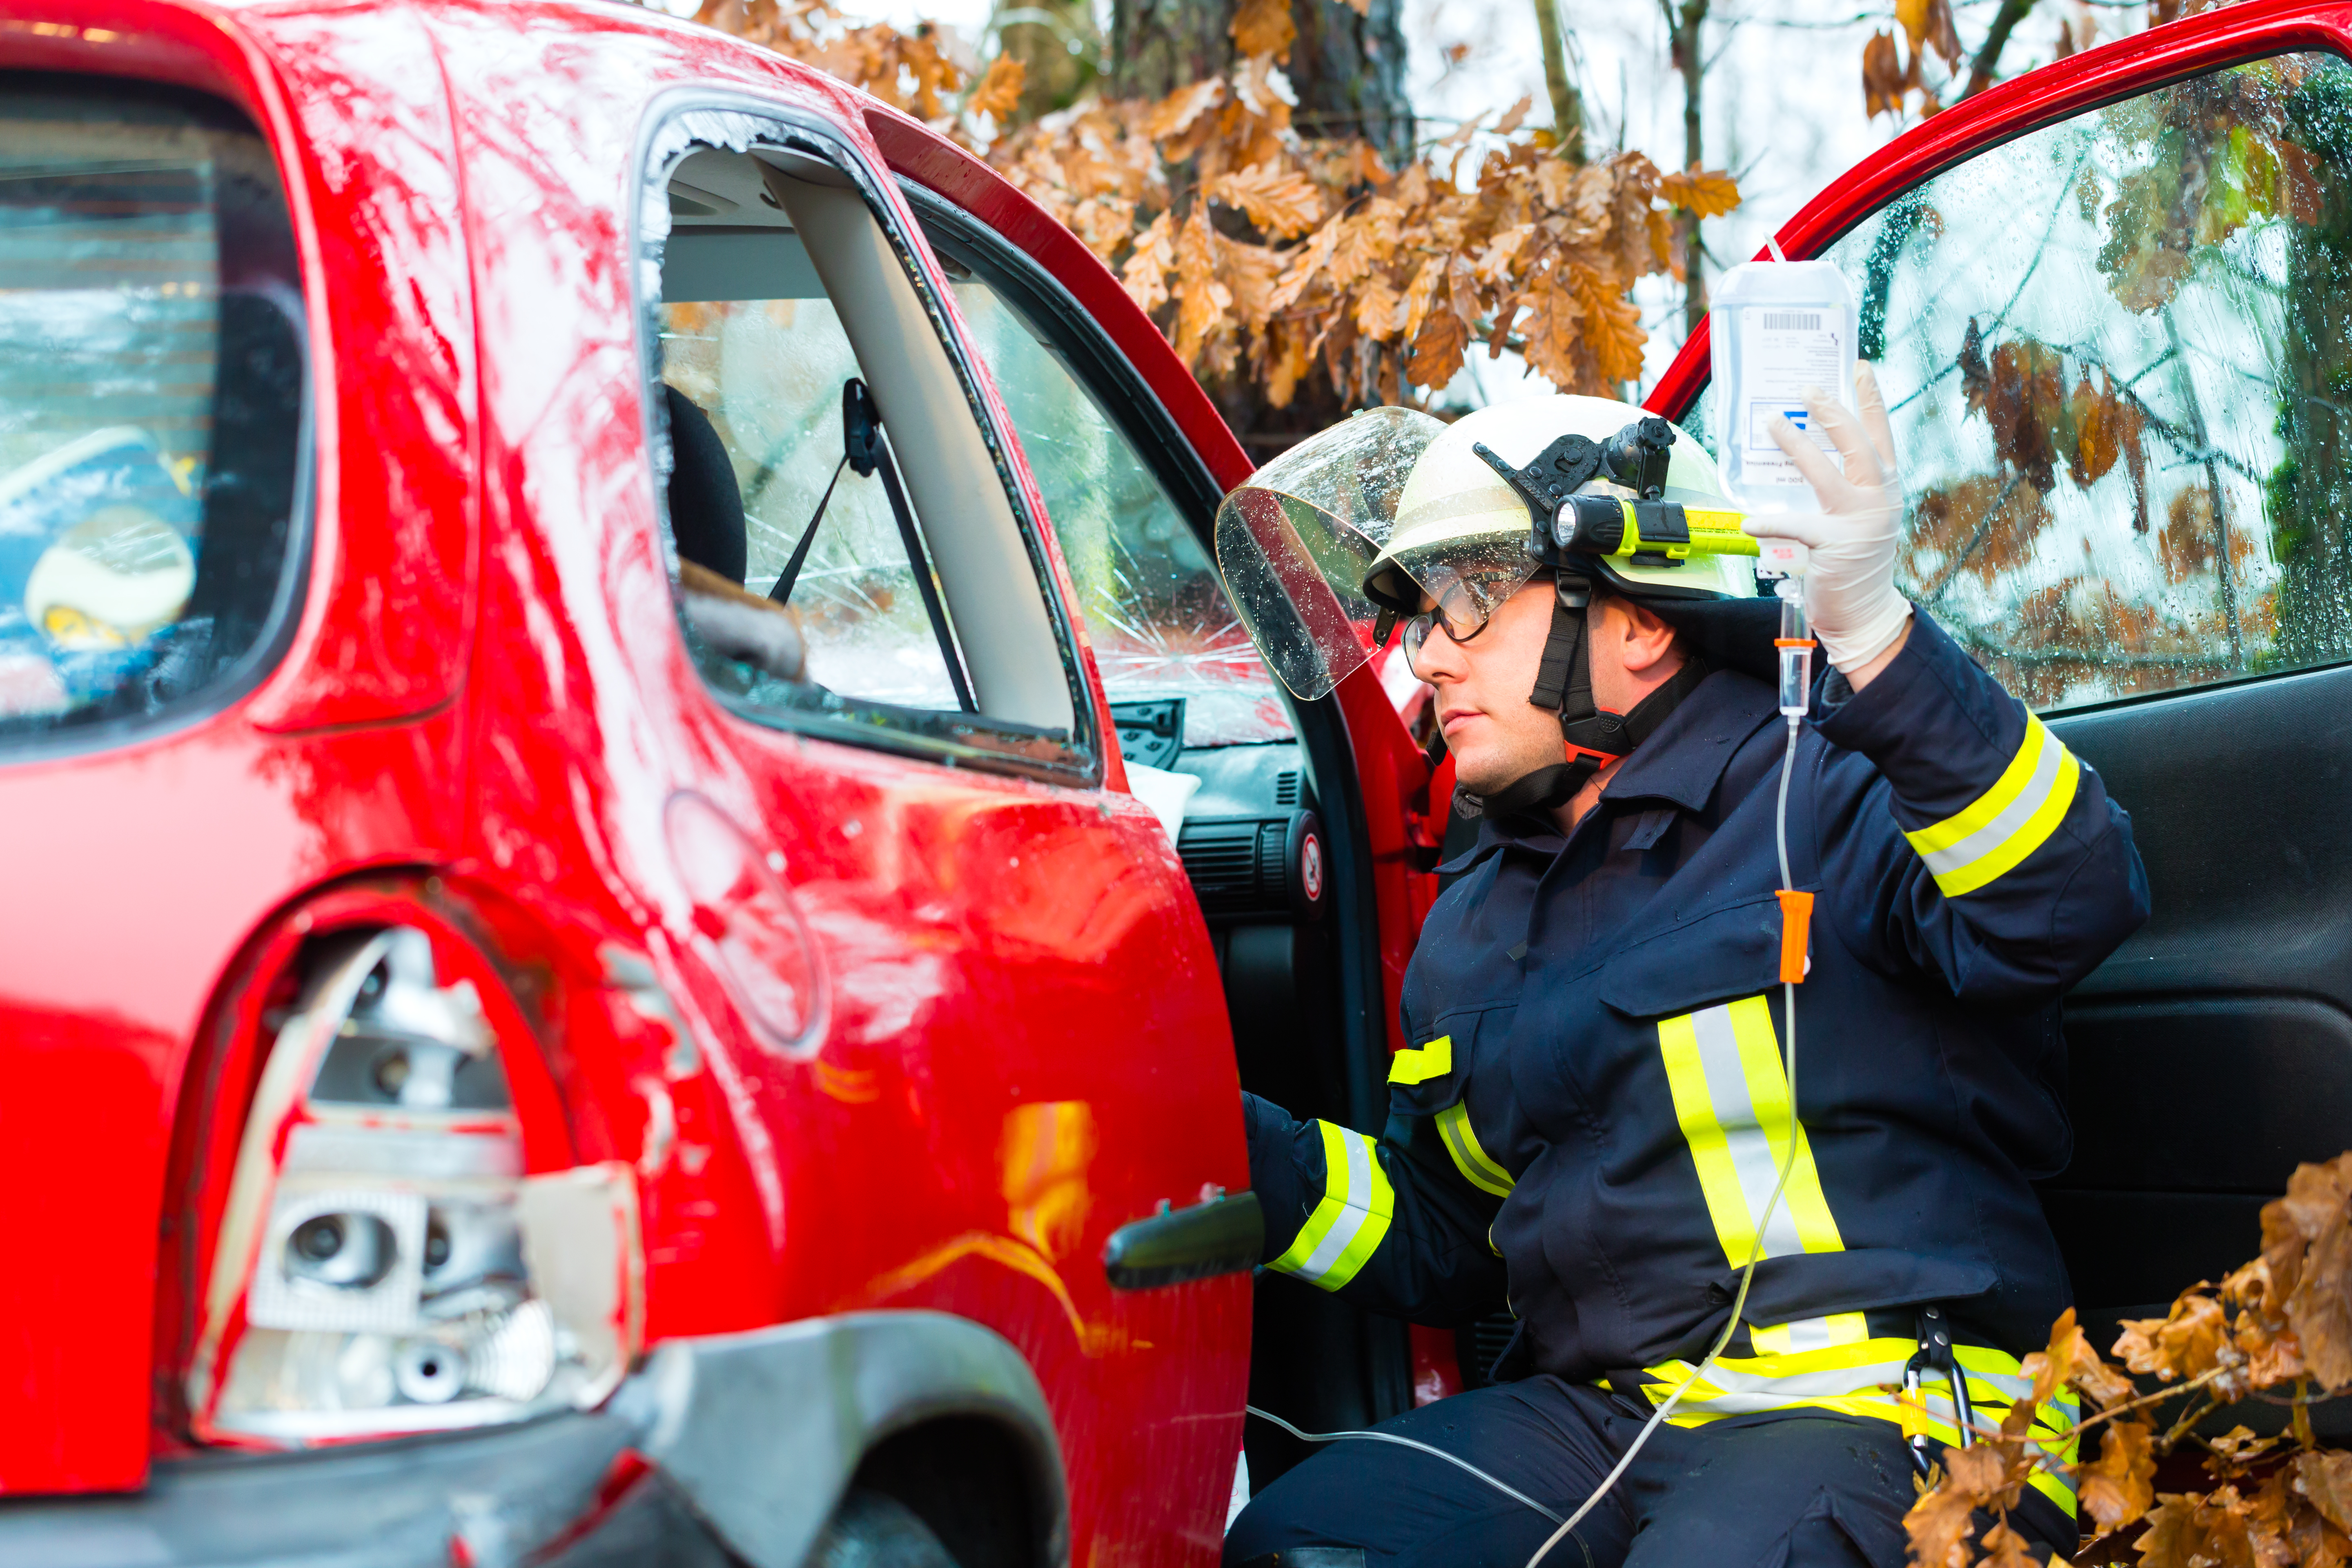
[
  {"x1": 1832, "y1": 51, "x2": 2352, "y2": 710},
  {"x1": 950, "y1": 281, "x2": 1292, "y2": 746}
]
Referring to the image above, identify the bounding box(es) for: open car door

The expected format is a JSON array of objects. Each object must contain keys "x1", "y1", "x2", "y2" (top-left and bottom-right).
[
  {"x1": 1647, "y1": 0, "x2": 2352, "y2": 1427},
  {"x1": 864, "y1": 110, "x2": 1456, "y2": 1485}
]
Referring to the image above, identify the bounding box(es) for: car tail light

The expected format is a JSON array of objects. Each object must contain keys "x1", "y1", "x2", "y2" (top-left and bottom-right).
[{"x1": 185, "y1": 925, "x2": 643, "y2": 1444}]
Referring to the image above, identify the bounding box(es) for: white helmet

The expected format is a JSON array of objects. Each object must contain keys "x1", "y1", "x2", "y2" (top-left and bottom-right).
[{"x1": 1215, "y1": 397, "x2": 1764, "y2": 704}]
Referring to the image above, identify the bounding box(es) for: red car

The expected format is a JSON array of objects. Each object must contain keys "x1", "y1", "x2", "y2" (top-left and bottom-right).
[{"x1": 0, "y1": 0, "x2": 2347, "y2": 1560}]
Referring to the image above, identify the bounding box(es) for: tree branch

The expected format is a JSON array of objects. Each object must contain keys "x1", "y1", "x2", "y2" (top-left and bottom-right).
[
  {"x1": 1531, "y1": 0, "x2": 1585, "y2": 164},
  {"x1": 1963, "y1": 0, "x2": 2037, "y2": 98}
]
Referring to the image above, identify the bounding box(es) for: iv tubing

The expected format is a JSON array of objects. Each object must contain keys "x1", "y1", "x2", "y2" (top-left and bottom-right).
[
  {"x1": 1243, "y1": 1405, "x2": 1567, "y2": 1523},
  {"x1": 1518, "y1": 713, "x2": 1809, "y2": 1568},
  {"x1": 1241, "y1": 709, "x2": 1814, "y2": 1566}
]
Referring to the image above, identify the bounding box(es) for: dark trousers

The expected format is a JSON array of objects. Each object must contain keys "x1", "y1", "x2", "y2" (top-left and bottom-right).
[{"x1": 1225, "y1": 1379, "x2": 2071, "y2": 1568}]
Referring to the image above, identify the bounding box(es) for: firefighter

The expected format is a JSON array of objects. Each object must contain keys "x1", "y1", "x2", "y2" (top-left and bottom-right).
[{"x1": 1210, "y1": 372, "x2": 2149, "y2": 1568}]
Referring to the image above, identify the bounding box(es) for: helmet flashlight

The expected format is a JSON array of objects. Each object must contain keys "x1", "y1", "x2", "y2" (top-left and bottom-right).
[{"x1": 1472, "y1": 419, "x2": 1759, "y2": 570}]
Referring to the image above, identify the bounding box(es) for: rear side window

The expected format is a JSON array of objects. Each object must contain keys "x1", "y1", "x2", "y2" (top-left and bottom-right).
[{"x1": 0, "y1": 80, "x2": 305, "y2": 748}]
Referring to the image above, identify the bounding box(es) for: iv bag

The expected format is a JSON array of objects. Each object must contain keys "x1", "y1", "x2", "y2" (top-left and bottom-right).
[{"x1": 1708, "y1": 258, "x2": 1858, "y2": 516}]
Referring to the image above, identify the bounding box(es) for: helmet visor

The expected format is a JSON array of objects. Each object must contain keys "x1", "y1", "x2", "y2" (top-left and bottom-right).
[{"x1": 1213, "y1": 407, "x2": 1444, "y2": 700}]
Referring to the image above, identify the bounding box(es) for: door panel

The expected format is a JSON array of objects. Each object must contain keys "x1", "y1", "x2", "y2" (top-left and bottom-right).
[
  {"x1": 1649, "y1": 14, "x2": 2352, "y2": 1397},
  {"x1": 899, "y1": 184, "x2": 1422, "y2": 1473}
]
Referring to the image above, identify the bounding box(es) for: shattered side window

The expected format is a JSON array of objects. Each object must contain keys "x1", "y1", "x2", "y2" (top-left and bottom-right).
[
  {"x1": 0, "y1": 81, "x2": 305, "y2": 747},
  {"x1": 946, "y1": 280, "x2": 1294, "y2": 747},
  {"x1": 1819, "y1": 51, "x2": 2352, "y2": 709}
]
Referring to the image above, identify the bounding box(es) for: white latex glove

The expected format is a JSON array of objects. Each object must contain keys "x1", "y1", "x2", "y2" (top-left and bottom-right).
[{"x1": 1743, "y1": 362, "x2": 1914, "y2": 674}]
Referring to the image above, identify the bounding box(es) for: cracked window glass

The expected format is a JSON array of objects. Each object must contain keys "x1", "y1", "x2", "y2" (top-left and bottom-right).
[
  {"x1": 0, "y1": 83, "x2": 305, "y2": 745},
  {"x1": 1810, "y1": 51, "x2": 2352, "y2": 709},
  {"x1": 660, "y1": 294, "x2": 965, "y2": 713},
  {"x1": 947, "y1": 280, "x2": 1294, "y2": 747}
]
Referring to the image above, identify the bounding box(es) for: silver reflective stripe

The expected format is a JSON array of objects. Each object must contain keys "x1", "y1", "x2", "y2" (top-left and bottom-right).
[
  {"x1": 1914, "y1": 727, "x2": 2069, "y2": 878},
  {"x1": 1689, "y1": 1004, "x2": 1805, "y2": 1260},
  {"x1": 1294, "y1": 1129, "x2": 1379, "y2": 1281}
]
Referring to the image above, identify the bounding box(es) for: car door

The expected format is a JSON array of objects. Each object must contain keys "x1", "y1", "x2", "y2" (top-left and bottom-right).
[
  {"x1": 867, "y1": 109, "x2": 1464, "y2": 1479},
  {"x1": 1645, "y1": 0, "x2": 2352, "y2": 1421},
  {"x1": 431, "y1": 14, "x2": 1259, "y2": 1559}
]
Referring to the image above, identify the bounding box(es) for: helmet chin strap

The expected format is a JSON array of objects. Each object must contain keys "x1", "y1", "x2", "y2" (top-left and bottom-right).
[{"x1": 1467, "y1": 573, "x2": 1711, "y2": 823}]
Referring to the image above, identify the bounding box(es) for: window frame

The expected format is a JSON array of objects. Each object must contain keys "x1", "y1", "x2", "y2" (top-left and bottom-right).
[
  {"x1": 629, "y1": 91, "x2": 1104, "y2": 787},
  {"x1": 0, "y1": 70, "x2": 315, "y2": 768}
]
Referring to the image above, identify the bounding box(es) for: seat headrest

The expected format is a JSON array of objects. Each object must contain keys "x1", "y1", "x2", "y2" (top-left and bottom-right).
[{"x1": 664, "y1": 385, "x2": 748, "y2": 587}]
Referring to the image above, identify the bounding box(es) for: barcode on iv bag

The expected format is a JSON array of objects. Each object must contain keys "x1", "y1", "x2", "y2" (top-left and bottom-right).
[{"x1": 1760, "y1": 312, "x2": 1823, "y2": 330}]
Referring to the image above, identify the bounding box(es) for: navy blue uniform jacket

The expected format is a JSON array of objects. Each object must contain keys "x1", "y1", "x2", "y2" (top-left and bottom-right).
[{"x1": 1244, "y1": 610, "x2": 2148, "y2": 1462}]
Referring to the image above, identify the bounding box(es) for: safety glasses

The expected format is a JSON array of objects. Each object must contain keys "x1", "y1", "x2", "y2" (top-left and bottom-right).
[{"x1": 1398, "y1": 562, "x2": 1548, "y2": 681}]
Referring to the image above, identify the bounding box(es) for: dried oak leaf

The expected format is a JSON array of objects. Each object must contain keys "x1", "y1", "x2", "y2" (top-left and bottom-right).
[
  {"x1": 2067, "y1": 372, "x2": 2125, "y2": 489},
  {"x1": 2204, "y1": 1425, "x2": 2285, "y2": 1474},
  {"x1": 2025, "y1": 1305, "x2": 2137, "y2": 1410},
  {"x1": 1400, "y1": 256, "x2": 1444, "y2": 347},
  {"x1": 2264, "y1": 1154, "x2": 2352, "y2": 1301},
  {"x1": 1121, "y1": 210, "x2": 1176, "y2": 313},
  {"x1": 1658, "y1": 167, "x2": 1742, "y2": 218},
  {"x1": 1566, "y1": 262, "x2": 1646, "y2": 386},
  {"x1": 1146, "y1": 78, "x2": 1224, "y2": 141},
  {"x1": 1354, "y1": 276, "x2": 1402, "y2": 342},
  {"x1": 2116, "y1": 1291, "x2": 2232, "y2": 1383},
  {"x1": 1219, "y1": 235, "x2": 1280, "y2": 334},
  {"x1": 1329, "y1": 199, "x2": 1404, "y2": 290},
  {"x1": 1405, "y1": 308, "x2": 1469, "y2": 391},
  {"x1": 1517, "y1": 274, "x2": 1584, "y2": 393},
  {"x1": 2160, "y1": 483, "x2": 2220, "y2": 583},
  {"x1": 2136, "y1": 1487, "x2": 2271, "y2": 1568},
  {"x1": 963, "y1": 56, "x2": 1025, "y2": 122},
  {"x1": 2080, "y1": 1417, "x2": 2157, "y2": 1537},
  {"x1": 2294, "y1": 1452, "x2": 2352, "y2": 1537},
  {"x1": 1264, "y1": 318, "x2": 1312, "y2": 410},
  {"x1": 1864, "y1": 30, "x2": 1906, "y2": 119},
  {"x1": 1494, "y1": 94, "x2": 1533, "y2": 138},
  {"x1": 1269, "y1": 214, "x2": 1343, "y2": 314},
  {"x1": 1963, "y1": 336, "x2": 2065, "y2": 494},
  {"x1": 1212, "y1": 162, "x2": 1323, "y2": 239},
  {"x1": 1976, "y1": 1520, "x2": 2042, "y2": 1568},
  {"x1": 1172, "y1": 207, "x2": 1232, "y2": 365},
  {"x1": 1902, "y1": 1466, "x2": 1981, "y2": 1568},
  {"x1": 1230, "y1": 0, "x2": 1295, "y2": 60},
  {"x1": 2290, "y1": 1187, "x2": 2352, "y2": 1392}
]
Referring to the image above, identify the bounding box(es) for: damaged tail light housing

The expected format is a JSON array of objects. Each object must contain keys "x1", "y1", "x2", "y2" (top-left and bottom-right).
[{"x1": 185, "y1": 923, "x2": 643, "y2": 1444}]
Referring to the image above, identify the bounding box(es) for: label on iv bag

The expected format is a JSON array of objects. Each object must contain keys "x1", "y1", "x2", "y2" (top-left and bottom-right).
[{"x1": 1734, "y1": 307, "x2": 1846, "y2": 489}]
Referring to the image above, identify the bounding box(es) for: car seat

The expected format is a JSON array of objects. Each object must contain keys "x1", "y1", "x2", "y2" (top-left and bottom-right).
[{"x1": 664, "y1": 384, "x2": 747, "y2": 586}]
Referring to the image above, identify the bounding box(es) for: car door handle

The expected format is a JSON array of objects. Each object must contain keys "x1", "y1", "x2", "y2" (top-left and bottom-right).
[{"x1": 1102, "y1": 1190, "x2": 1263, "y2": 1291}]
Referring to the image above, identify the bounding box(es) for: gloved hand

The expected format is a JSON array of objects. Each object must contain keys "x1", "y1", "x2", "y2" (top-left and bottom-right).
[{"x1": 1744, "y1": 362, "x2": 1914, "y2": 674}]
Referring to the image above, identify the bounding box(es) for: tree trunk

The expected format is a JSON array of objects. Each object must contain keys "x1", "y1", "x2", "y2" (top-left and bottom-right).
[
  {"x1": 998, "y1": 0, "x2": 1102, "y2": 121},
  {"x1": 1108, "y1": 0, "x2": 1233, "y2": 100},
  {"x1": 1110, "y1": 0, "x2": 1414, "y2": 164},
  {"x1": 1665, "y1": 0, "x2": 1710, "y2": 338},
  {"x1": 1288, "y1": 0, "x2": 1414, "y2": 165}
]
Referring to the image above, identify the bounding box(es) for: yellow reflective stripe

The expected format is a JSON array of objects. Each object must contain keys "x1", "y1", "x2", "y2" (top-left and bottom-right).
[
  {"x1": 1267, "y1": 1120, "x2": 1394, "y2": 1292},
  {"x1": 1658, "y1": 996, "x2": 1842, "y2": 1268},
  {"x1": 1388, "y1": 1035, "x2": 1452, "y2": 1085},
  {"x1": 1639, "y1": 1340, "x2": 2080, "y2": 1519},
  {"x1": 1437, "y1": 1101, "x2": 1514, "y2": 1196},
  {"x1": 1903, "y1": 715, "x2": 2082, "y2": 898}
]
